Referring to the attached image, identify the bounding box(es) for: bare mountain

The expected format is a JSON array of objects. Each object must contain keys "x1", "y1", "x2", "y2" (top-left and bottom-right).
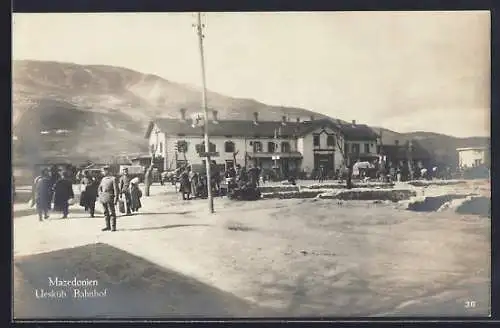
[
  {"x1": 12, "y1": 60, "x2": 328, "y2": 165},
  {"x1": 12, "y1": 60, "x2": 489, "y2": 168}
]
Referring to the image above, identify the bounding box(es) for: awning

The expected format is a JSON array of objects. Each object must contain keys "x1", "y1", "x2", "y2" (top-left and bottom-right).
[{"x1": 247, "y1": 152, "x2": 303, "y2": 159}]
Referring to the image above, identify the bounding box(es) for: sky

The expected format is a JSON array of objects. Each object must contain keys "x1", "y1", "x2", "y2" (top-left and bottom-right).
[{"x1": 12, "y1": 11, "x2": 490, "y2": 138}]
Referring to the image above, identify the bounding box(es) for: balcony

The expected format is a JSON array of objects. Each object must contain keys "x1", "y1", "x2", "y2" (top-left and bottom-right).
[{"x1": 247, "y1": 151, "x2": 303, "y2": 159}]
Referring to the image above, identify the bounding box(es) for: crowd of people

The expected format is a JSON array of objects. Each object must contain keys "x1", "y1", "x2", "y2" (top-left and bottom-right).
[
  {"x1": 174, "y1": 163, "x2": 263, "y2": 200},
  {"x1": 31, "y1": 166, "x2": 143, "y2": 232}
]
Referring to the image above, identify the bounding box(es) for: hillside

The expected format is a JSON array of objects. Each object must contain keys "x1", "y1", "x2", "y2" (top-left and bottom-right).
[
  {"x1": 12, "y1": 60, "x2": 328, "y2": 165},
  {"x1": 374, "y1": 127, "x2": 490, "y2": 168},
  {"x1": 12, "y1": 60, "x2": 489, "y2": 168}
]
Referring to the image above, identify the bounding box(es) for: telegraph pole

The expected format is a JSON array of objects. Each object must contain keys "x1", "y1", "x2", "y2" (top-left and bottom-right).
[{"x1": 195, "y1": 12, "x2": 214, "y2": 213}]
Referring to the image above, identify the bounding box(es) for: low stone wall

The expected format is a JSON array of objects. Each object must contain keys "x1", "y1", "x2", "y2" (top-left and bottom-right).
[
  {"x1": 317, "y1": 189, "x2": 416, "y2": 202},
  {"x1": 259, "y1": 186, "x2": 300, "y2": 193},
  {"x1": 261, "y1": 190, "x2": 323, "y2": 199},
  {"x1": 305, "y1": 182, "x2": 395, "y2": 190},
  {"x1": 407, "y1": 180, "x2": 467, "y2": 187},
  {"x1": 261, "y1": 188, "x2": 415, "y2": 202}
]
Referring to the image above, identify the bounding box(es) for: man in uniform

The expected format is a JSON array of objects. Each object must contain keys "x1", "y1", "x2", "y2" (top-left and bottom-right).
[
  {"x1": 98, "y1": 166, "x2": 119, "y2": 231},
  {"x1": 119, "y1": 167, "x2": 132, "y2": 215}
]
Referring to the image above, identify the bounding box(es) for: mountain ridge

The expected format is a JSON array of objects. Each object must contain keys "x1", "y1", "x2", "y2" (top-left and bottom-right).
[{"x1": 12, "y1": 60, "x2": 489, "y2": 167}]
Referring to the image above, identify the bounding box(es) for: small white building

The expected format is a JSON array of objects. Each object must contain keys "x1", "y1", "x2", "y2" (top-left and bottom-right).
[
  {"x1": 145, "y1": 109, "x2": 380, "y2": 177},
  {"x1": 457, "y1": 146, "x2": 490, "y2": 168}
]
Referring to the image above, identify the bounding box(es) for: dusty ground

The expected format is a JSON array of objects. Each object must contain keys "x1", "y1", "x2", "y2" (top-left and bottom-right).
[{"x1": 13, "y1": 180, "x2": 491, "y2": 318}]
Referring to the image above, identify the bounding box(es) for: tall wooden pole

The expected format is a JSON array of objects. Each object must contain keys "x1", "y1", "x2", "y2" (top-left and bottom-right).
[{"x1": 195, "y1": 12, "x2": 214, "y2": 213}]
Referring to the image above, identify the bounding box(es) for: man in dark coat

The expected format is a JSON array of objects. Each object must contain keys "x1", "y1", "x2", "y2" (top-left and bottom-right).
[
  {"x1": 80, "y1": 171, "x2": 98, "y2": 217},
  {"x1": 119, "y1": 167, "x2": 132, "y2": 215},
  {"x1": 53, "y1": 171, "x2": 74, "y2": 219},
  {"x1": 32, "y1": 169, "x2": 52, "y2": 221},
  {"x1": 98, "y1": 166, "x2": 119, "y2": 231}
]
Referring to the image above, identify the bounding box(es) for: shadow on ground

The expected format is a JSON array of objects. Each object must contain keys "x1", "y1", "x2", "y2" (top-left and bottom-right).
[
  {"x1": 122, "y1": 224, "x2": 211, "y2": 232},
  {"x1": 13, "y1": 243, "x2": 277, "y2": 319}
]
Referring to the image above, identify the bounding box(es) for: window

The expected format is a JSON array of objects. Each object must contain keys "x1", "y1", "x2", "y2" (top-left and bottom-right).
[
  {"x1": 196, "y1": 142, "x2": 216, "y2": 153},
  {"x1": 281, "y1": 141, "x2": 291, "y2": 153},
  {"x1": 176, "y1": 140, "x2": 188, "y2": 153},
  {"x1": 364, "y1": 143, "x2": 370, "y2": 153},
  {"x1": 327, "y1": 135, "x2": 335, "y2": 147},
  {"x1": 225, "y1": 160, "x2": 234, "y2": 170},
  {"x1": 474, "y1": 159, "x2": 482, "y2": 166},
  {"x1": 268, "y1": 141, "x2": 276, "y2": 153},
  {"x1": 352, "y1": 144, "x2": 360, "y2": 154},
  {"x1": 253, "y1": 141, "x2": 263, "y2": 152},
  {"x1": 313, "y1": 134, "x2": 320, "y2": 147},
  {"x1": 159, "y1": 142, "x2": 163, "y2": 154},
  {"x1": 224, "y1": 141, "x2": 235, "y2": 153}
]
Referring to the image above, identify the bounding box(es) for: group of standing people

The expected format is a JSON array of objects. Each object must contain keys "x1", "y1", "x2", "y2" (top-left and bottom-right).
[
  {"x1": 176, "y1": 163, "x2": 262, "y2": 201},
  {"x1": 32, "y1": 167, "x2": 75, "y2": 221},
  {"x1": 32, "y1": 165, "x2": 143, "y2": 232}
]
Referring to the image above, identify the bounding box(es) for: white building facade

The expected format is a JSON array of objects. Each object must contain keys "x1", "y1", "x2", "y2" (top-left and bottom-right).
[
  {"x1": 145, "y1": 111, "x2": 380, "y2": 177},
  {"x1": 457, "y1": 147, "x2": 490, "y2": 168}
]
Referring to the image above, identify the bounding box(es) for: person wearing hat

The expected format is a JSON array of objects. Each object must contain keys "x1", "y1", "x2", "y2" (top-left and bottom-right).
[
  {"x1": 53, "y1": 171, "x2": 75, "y2": 219},
  {"x1": 98, "y1": 166, "x2": 119, "y2": 231},
  {"x1": 119, "y1": 167, "x2": 132, "y2": 216}
]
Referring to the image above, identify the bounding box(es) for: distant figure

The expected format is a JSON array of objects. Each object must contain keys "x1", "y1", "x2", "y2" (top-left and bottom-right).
[
  {"x1": 119, "y1": 168, "x2": 132, "y2": 216},
  {"x1": 318, "y1": 166, "x2": 326, "y2": 183},
  {"x1": 53, "y1": 171, "x2": 74, "y2": 219},
  {"x1": 98, "y1": 166, "x2": 119, "y2": 231},
  {"x1": 247, "y1": 166, "x2": 259, "y2": 188},
  {"x1": 144, "y1": 165, "x2": 153, "y2": 196},
  {"x1": 189, "y1": 169, "x2": 199, "y2": 198},
  {"x1": 31, "y1": 169, "x2": 52, "y2": 221},
  {"x1": 420, "y1": 168, "x2": 428, "y2": 180},
  {"x1": 129, "y1": 177, "x2": 142, "y2": 213},
  {"x1": 179, "y1": 167, "x2": 191, "y2": 200},
  {"x1": 432, "y1": 166, "x2": 438, "y2": 180},
  {"x1": 211, "y1": 161, "x2": 221, "y2": 194}
]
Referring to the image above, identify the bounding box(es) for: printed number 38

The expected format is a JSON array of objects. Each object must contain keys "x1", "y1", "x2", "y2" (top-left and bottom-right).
[{"x1": 465, "y1": 301, "x2": 477, "y2": 308}]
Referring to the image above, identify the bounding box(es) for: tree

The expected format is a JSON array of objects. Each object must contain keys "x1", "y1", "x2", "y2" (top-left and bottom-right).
[{"x1": 335, "y1": 131, "x2": 354, "y2": 189}]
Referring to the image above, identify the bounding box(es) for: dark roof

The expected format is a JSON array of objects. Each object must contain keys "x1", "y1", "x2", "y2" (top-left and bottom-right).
[
  {"x1": 339, "y1": 124, "x2": 379, "y2": 141},
  {"x1": 146, "y1": 118, "x2": 380, "y2": 141},
  {"x1": 146, "y1": 118, "x2": 339, "y2": 139}
]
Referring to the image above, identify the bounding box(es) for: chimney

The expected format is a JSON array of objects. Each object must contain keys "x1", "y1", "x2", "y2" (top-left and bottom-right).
[
  {"x1": 310, "y1": 115, "x2": 315, "y2": 121},
  {"x1": 281, "y1": 116, "x2": 287, "y2": 126},
  {"x1": 180, "y1": 108, "x2": 187, "y2": 121},
  {"x1": 253, "y1": 112, "x2": 259, "y2": 125},
  {"x1": 352, "y1": 120, "x2": 356, "y2": 125},
  {"x1": 212, "y1": 109, "x2": 219, "y2": 123}
]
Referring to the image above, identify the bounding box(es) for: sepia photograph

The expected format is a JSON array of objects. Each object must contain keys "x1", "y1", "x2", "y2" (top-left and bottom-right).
[{"x1": 12, "y1": 11, "x2": 491, "y2": 319}]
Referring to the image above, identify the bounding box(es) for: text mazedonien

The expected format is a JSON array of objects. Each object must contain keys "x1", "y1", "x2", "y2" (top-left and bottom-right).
[{"x1": 48, "y1": 277, "x2": 98, "y2": 287}]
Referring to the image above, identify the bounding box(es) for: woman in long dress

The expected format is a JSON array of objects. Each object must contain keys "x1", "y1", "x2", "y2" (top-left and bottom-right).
[
  {"x1": 130, "y1": 177, "x2": 142, "y2": 213},
  {"x1": 179, "y1": 168, "x2": 191, "y2": 200}
]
